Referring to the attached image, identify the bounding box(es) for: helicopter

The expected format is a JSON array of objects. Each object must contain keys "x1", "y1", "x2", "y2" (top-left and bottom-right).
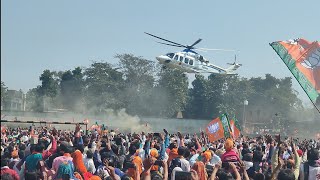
[{"x1": 145, "y1": 32, "x2": 242, "y2": 74}]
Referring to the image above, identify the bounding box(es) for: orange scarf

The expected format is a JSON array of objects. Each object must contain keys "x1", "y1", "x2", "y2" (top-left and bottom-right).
[
  {"x1": 127, "y1": 155, "x2": 143, "y2": 180},
  {"x1": 167, "y1": 148, "x2": 179, "y2": 165},
  {"x1": 192, "y1": 161, "x2": 207, "y2": 180},
  {"x1": 72, "y1": 150, "x2": 87, "y2": 175}
]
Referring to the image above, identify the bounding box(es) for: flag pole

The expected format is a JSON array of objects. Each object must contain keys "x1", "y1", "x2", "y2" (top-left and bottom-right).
[{"x1": 297, "y1": 82, "x2": 320, "y2": 114}]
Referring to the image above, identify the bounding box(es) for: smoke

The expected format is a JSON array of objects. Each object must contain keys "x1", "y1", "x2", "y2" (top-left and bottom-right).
[{"x1": 93, "y1": 108, "x2": 153, "y2": 133}]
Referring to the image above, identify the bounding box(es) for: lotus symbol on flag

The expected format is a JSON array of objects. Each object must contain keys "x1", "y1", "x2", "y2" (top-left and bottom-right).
[
  {"x1": 207, "y1": 122, "x2": 220, "y2": 134},
  {"x1": 301, "y1": 48, "x2": 320, "y2": 69}
]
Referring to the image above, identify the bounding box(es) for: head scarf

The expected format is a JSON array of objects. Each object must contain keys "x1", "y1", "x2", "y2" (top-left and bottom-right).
[
  {"x1": 192, "y1": 161, "x2": 207, "y2": 180},
  {"x1": 56, "y1": 161, "x2": 74, "y2": 179},
  {"x1": 150, "y1": 148, "x2": 159, "y2": 158},
  {"x1": 224, "y1": 138, "x2": 234, "y2": 151},
  {"x1": 168, "y1": 148, "x2": 179, "y2": 165},
  {"x1": 127, "y1": 155, "x2": 143, "y2": 178},
  {"x1": 203, "y1": 151, "x2": 212, "y2": 162}
]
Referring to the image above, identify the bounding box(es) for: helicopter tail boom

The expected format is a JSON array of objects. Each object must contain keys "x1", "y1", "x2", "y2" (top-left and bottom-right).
[{"x1": 225, "y1": 63, "x2": 242, "y2": 74}]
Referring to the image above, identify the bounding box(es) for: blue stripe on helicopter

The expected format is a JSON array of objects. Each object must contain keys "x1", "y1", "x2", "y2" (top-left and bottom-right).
[{"x1": 182, "y1": 49, "x2": 198, "y2": 54}]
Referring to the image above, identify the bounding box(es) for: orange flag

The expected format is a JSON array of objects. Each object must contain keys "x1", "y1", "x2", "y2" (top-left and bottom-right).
[
  {"x1": 230, "y1": 118, "x2": 241, "y2": 139},
  {"x1": 270, "y1": 39, "x2": 320, "y2": 104},
  {"x1": 205, "y1": 114, "x2": 231, "y2": 142}
]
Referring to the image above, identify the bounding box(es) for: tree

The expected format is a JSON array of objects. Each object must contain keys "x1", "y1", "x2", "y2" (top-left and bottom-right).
[
  {"x1": 244, "y1": 74, "x2": 303, "y2": 132},
  {"x1": 25, "y1": 86, "x2": 43, "y2": 112},
  {"x1": 84, "y1": 61, "x2": 125, "y2": 112},
  {"x1": 204, "y1": 74, "x2": 226, "y2": 119},
  {"x1": 115, "y1": 54, "x2": 156, "y2": 115},
  {"x1": 220, "y1": 76, "x2": 254, "y2": 119},
  {"x1": 39, "y1": 70, "x2": 59, "y2": 98},
  {"x1": 1, "y1": 81, "x2": 7, "y2": 106},
  {"x1": 185, "y1": 74, "x2": 208, "y2": 119},
  {"x1": 37, "y1": 70, "x2": 60, "y2": 111},
  {"x1": 60, "y1": 67, "x2": 85, "y2": 111},
  {"x1": 155, "y1": 69, "x2": 189, "y2": 117}
]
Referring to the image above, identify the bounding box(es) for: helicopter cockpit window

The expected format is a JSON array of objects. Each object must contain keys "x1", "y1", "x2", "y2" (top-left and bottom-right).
[
  {"x1": 189, "y1": 59, "x2": 194, "y2": 65},
  {"x1": 166, "y1": 53, "x2": 174, "y2": 59},
  {"x1": 179, "y1": 56, "x2": 183, "y2": 62},
  {"x1": 199, "y1": 55, "x2": 204, "y2": 62},
  {"x1": 174, "y1": 55, "x2": 179, "y2": 61},
  {"x1": 185, "y1": 58, "x2": 189, "y2": 64}
]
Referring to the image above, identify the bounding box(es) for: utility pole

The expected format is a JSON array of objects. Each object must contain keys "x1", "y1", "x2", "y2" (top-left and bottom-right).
[{"x1": 243, "y1": 100, "x2": 248, "y2": 132}]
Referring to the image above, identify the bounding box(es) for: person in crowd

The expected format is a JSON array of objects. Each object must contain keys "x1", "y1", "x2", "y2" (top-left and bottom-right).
[
  {"x1": 299, "y1": 148, "x2": 320, "y2": 180},
  {"x1": 1, "y1": 158, "x2": 20, "y2": 180},
  {"x1": 84, "y1": 150, "x2": 96, "y2": 174},
  {"x1": 1, "y1": 123, "x2": 319, "y2": 180}
]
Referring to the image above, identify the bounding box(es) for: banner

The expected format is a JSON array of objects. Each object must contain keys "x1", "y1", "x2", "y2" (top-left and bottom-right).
[
  {"x1": 230, "y1": 117, "x2": 241, "y2": 139},
  {"x1": 90, "y1": 122, "x2": 101, "y2": 133},
  {"x1": 270, "y1": 39, "x2": 320, "y2": 105},
  {"x1": 205, "y1": 114, "x2": 231, "y2": 142}
]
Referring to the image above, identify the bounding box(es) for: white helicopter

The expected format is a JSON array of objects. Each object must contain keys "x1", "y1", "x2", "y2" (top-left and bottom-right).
[{"x1": 145, "y1": 32, "x2": 242, "y2": 74}]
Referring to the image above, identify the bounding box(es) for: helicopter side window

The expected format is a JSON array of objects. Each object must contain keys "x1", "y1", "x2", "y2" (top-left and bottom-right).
[
  {"x1": 166, "y1": 53, "x2": 174, "y2": 59},
  {"x1": 179, "y1": 56, "x2": 183, "y2": 62},
  {"x1": 189, "y1": 59, "x2": 194, "y2": 65},
  {"x1": 174, "y1": 55, "x2": 179, "y2": 61},
  {"x1": 184, "y1": 58, "x2": 189, "y2": 64}
]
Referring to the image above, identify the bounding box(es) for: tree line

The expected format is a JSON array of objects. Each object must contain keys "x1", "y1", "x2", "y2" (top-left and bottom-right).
[{"x1": 1, "y1": 54, "x2": 318, "y2": 125}]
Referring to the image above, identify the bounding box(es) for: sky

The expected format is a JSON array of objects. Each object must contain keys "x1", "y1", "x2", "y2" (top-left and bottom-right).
[{"x1": 1, "y1": 0, "x2": 319, "y2": 106}]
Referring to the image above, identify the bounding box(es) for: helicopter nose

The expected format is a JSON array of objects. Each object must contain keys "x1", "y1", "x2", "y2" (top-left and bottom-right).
[{"x1": 156, "y1": 55, "x2": 171, "y2": 63}]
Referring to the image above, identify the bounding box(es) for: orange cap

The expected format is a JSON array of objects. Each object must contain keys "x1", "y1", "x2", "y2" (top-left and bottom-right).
[{"x1": 224, "y1": 138, "x2": 234, "y2": 151}]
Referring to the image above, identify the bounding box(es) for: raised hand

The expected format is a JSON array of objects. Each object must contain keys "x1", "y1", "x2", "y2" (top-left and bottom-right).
[
  {"x1": 75, "y1": 124, "x2": 81, "y2": 132},
  {"x1": 190, "y1": 169, "x2": 199, "y2": 180},
  {"x1": 143, "y1": 156, "x2": 155, "y2": 171},
  {"x1": 163, "y1": 129, "x2": 168, "y2": 135},
  {"x1": 105, "y1": 165, "x2": 117, "y2": 179},
  {"x1": 147, "y1": 133, "x2": 153, "y2": 141},
  {"x1": 177, "y1": 131, "x2": 183, "y2": 140},
  {"x1": 160, "y1": 133, "x2": 165, "y2": 141}
]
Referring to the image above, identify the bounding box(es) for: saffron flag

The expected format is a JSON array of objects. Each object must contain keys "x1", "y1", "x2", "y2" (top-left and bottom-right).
[
  {"x1": 205, "y1": 114, "x2": 231, "y2": 142},
  {"x1": 270, "y1": 39, "x2": 320, "y2": 105},
  {"x1": 230, "y1": 117, "x2": 241, "y2": 139},
  {"x1": 90, "y1": 122, "x2": 101, "y2": 133}
]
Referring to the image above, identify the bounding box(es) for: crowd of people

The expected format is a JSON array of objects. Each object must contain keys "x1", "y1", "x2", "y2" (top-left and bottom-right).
[{"x1": 0, "y1": 123, "x2": 319, "y2": 180}]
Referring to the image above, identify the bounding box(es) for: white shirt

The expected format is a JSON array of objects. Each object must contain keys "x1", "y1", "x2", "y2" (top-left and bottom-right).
[
  {"x1": 180, "y1": 158, "x2": 191, "y2": 172},
  {"x1": 299, "y1": 163, "x2": 320, "y2": 180},
  {"x1": 189, "y1": 154, "x2": 199, "y2": 167},
  {"x1": 171, "y1": 167, "x2": 183, "y2": 180},
  {"x1": 83, "y1": 158, "x2": 96, "y2": 174},
  {"x1": 210, "y1": 154, "x2": 221, "y2": 165}
]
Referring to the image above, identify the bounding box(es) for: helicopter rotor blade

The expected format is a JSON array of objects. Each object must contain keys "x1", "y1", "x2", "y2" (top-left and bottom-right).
[
  {"x1": 156, "y1": 42, "x2": 186, "y2": 48},
  {"x1": 194, "y1": 49, "x2": 207, "y2": 52},
  {"x1": 144, "y1": 32, "x2": 185, "y2": 47},
  {"x1": 188, "y1": 39, "x2": 202, "y2": 49},
  {"x1": 196, "y1": 48, "x2": 236, "y2": 52}
]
